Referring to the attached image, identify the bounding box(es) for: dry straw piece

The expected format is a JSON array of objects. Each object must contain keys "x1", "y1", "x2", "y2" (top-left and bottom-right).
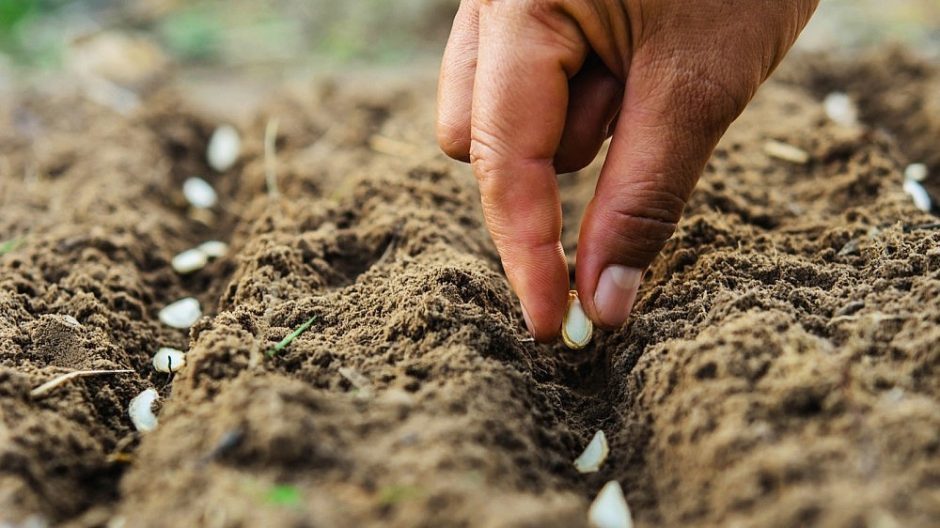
[
  {"x1": 562, "y1": 290, "x2": 593, "y2": 349},
  {"x1": 30, "y1": 369, "x2": 134, "y2": 398}
]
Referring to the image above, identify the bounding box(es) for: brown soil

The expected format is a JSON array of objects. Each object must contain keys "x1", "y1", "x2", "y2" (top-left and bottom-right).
[{"x1": 1, "y1": 50, "x2": 938, "y2": 528}]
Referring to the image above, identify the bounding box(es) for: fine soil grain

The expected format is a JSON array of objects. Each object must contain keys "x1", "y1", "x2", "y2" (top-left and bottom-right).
[{"x1": 0, "y1": 51, "x2": 938, "y2": 528}]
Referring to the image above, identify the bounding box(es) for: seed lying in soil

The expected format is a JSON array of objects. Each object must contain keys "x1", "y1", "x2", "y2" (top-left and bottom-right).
[
  {"x1": 903, "y1": 179, "x2": 932, "y2": 212},
  {"x1": 207, "y1": 124, "x2": 241, "y2": 172},
  {"x1": 764, "y1": 140, "x2": 810, "y2": 164},
  {"x1": 574, "y1": 430, "x2": 609, "y2": 473},
  {"x1": 588, "y1": 481, "x2": 633, "y2": 528},
  {"x1": 171, "y1": 248, "x2": 209, "y2": 274},
  {"x1": 562, "y1": 290, "x2": 593, "y2": 349},
  {"x1": 823, "y1": 92, "x2": 858, "y2": 127},
  {"x1": 129, "y1": 388, "x2": 159, "y2": 433},
  {"x1": 152, "y1": 347, "x2": 186, "y2": 373},
  {"x1": 159, "y1": 297, "x2": 202, "y2": 329},
  {"x1": 183, "y1": 177, "x2": 218, "y2": 209},
  {"x1": 198, "y1": 240, "x2": 228, "y2": 259},
  {"x1": 905, "y1": 163, "x2": 928, "y2": 183}
]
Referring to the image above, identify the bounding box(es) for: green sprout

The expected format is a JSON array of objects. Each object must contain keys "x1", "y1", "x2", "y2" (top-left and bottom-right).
[
  {"x1": 378, "y1": 484, "x2": 423, "y2": 507},
  {"x1": 266, "y1": 484, "x2": 302, "y2": 507},
  {"x1": 266, "y1": 315, "x2": 316, "y2": 357},
  {"x1": 0, "y1": 238, "x2": 22, "y2": 256}
]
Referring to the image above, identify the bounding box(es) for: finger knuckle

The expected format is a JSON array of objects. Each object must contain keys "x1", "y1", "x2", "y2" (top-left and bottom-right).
[{"x1": 437, "y1": 120, "x2": 471, "y2": 161}]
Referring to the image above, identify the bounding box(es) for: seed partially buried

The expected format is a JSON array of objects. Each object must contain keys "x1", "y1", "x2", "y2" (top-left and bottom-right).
[{"x1": 562, "y1": 290, "x2": 593, "y2": 350}]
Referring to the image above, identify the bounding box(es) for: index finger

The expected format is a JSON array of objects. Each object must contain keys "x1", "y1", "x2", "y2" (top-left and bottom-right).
[{"x1": 470, "y1": 1, "x2": 587, "y2": 341}]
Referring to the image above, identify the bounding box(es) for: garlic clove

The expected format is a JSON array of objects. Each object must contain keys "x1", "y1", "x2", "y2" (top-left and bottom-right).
[
  {"x1": 588, "y1": 481, "x2": 633, "y2": 528},
  {"x1": 763, "y1": 140, "x2": 809, "y2": 165},
  {"x1": 207, "y1": 124, "x2": 241, "y2": 172},
  {"x1": 171, "y1": 248, "x2": 208, "y2": 274},
  {"x1": 562, "y1": 290, "x2": 593, "y2": 349},
  {"x1": 574, "y1": 430, "x2": 609, "y2": 473},
  {"x1": 903, "y1": 179, "x2": 932, "y2": 212},
  {"x1": 183, "y1": 177, "x2": 218, "y2": 209},
  {"x1": 823, "y1": 92, "x2": 858, "y2": 127},
  {"x1": 905, "y1": 163, "x2": 928, "y2": 183},
  {"x1": 129, "y1": 388, "x2": 159, "y2": 432},
  {"x1": 158, "y1": 297, "x2": 202, "y2": 329},
  {"x1": 152, "y1": 347, "x2": 186, "y2": 373},
  {"x1": 197, "y1": 240, "x2": 228, "y2": 259}
]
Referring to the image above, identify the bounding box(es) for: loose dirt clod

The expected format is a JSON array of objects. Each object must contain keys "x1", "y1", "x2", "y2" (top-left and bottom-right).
[
  {"x1": 763, "y1": 139, "x2": 810, "y2": 164},
  {"x1": 574, "y1": 430, "x2": 609, "y2": 474},
  {"x1": 562, "y1": 290, "x2": 592, "y2": 349},
  {"x1": 29, "y1": 369, "x2": 135, "y2": 398},
  {"x1": 158, "y1": 297, "x2": 202, "y2": 329},
  {"x1": 152, "y1": 347, "x2": 186, "y2": 373},
  {"x1": 207, "y1": 124, "x2": 241, "y2": 172},
  {"x1": 129, "y1": 388, "x2": 159, "y2": 433},
  {"x1": 588, "y1": 481, "x2": 632, "y2": 528}
]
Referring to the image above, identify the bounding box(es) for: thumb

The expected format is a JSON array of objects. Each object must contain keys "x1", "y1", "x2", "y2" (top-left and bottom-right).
[{"x1": 575, "y1": 54, "x2": 752, "y2": 328}]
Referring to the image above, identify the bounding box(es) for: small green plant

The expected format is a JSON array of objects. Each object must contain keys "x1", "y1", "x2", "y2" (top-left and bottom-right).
[
  {"x1": 267, "y1": 315, "x2": 316, "y2": 357},
  {"x1": 378, "y1": 484, "x2": 423, "y2": 506},
  {"x1": 0, "y1": 238, "x2": 22, "y2": 256},
  {"x1": 266, "y1": 484, "x2": 301, "y2": 507}
]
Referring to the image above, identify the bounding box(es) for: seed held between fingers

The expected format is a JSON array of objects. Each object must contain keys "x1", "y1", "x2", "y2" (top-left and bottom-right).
[{"x1": 562, "y1": 290, "x2": 593, "y2": 350}]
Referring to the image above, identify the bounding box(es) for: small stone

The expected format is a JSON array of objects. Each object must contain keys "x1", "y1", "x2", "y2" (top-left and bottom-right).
[
  {"x1": 905, "y1": 163, "x2": 928, "y2": 183},
  {"x1": 158, "y1": 297, "x2": 202, "y2": 329},
  {"x1": 823, "y1": 92, "x2": 858, "y2": 127},
  {"x1": 903, "y1": 179, "x2": 932, "y2": 212},
  {"x1": 207, "y1": 125, "x2": 241, "y2": 172},
  {"x1": 171, "y1": 248, "x2": 208, "y2": 274},
  {"x1": 198, "y1": 240, "x2": 228, "y2": 259},
  {"x1": 183, "y1": 177, "x2": 218, "y2": 209},
  {"x1": 589, "y1": 481, "x2": 633, "y2": 528},
  {"x1": 152, "y1": 347, "x2": 186, "y2": 373},
  {"x1": 764, "y1": 140, "x2": 810, "y2": 165}
]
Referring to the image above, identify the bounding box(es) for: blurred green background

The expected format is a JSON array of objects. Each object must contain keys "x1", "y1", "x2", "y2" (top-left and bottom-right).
[{"x1": 0, "y1": 0, "x2": 937, "y2": 73}]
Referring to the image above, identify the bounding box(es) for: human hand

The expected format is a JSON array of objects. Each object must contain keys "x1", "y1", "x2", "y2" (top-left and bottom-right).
[{"x1": 437, "y1": 0, "x2": 818, "y2": 341}]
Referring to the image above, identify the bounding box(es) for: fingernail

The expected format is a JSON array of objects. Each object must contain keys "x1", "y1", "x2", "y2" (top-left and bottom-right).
[
  {"x1": 520, "y1": 301, "x2": 536, "y2": 336},
  {"x1": 594, "y1": 266, "x2": 643, "y2": 328}
]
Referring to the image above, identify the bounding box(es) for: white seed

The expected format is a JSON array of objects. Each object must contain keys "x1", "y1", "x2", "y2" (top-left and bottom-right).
[
  {"x1": 183, "y1": 177, "x2": 218, "y2": 209},
  {"x1": 574, "y1": 430, "x2": 609, "y2": 473},
  {"x1": 158, "y1": 297, "x2": 202, "y2": 329},
  {"x1": 207, "y1": 124, "x2": 241, "y2": 172},
  {"x1": 171, "y1": 248, "x2": 208, "y2": 274},
  {"x1": 152, "y1": 347, "x2": 186, "y2": 373},
  {"x1": 588, "y1": 481, "x2": 633, "y2": 528},
  {"x1": 198, "y1": 240, "x2": 228, "y2": 259},
  {"x1": 905, "y1": 163, "x2": 928, "y2": 182},
  {"x1": 129, "y1": 388, "x2": 159, "y2": 433},
  {"x1": 562, "y1": 290, "x2": 593, "y2": 350},
  {"x1": 823, "y1": 92, "x2": 858, "y2": 127},
  {"x1": 763, "y1": 140, "x2": 810, "y2": 165},
  {"x1": 61, "y1": 315, "x2": 81, "y2": 328},
  {"x1": 903, "y1": 179, "x2": 932, "y2": 212}
]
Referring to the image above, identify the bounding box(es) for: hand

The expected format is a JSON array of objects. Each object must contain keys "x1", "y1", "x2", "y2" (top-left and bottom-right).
[{"x1": 437, "y1": 0, "x2": 818, "y2": 341}]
